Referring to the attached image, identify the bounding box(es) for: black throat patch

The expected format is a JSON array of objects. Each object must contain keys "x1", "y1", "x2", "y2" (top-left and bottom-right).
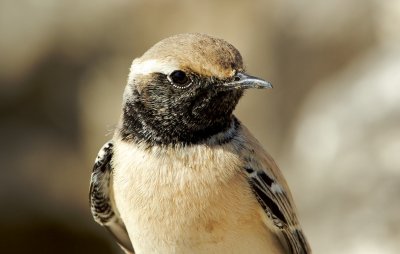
[
  {"x1": 119, "y1": 74, "x2": 243, "y2": 146},
  {"x1": 120, "y1": 102, "x2": 241, "y2": 145}
]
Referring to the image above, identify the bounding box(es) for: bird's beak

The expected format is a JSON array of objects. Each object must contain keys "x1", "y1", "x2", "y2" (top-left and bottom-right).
[{"x1": 224, "y1": 72, "x2": 273, "y2": 89}]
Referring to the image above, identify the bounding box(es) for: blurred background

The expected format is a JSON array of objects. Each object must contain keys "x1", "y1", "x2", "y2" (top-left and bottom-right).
[{"x1": 1, "y1": 0, "x2": 399, "y2": 253}]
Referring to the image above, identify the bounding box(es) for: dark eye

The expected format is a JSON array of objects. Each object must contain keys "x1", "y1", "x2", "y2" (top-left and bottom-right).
[{"x1": 168, "y1": 70, "x2": 190, "y2": 87}]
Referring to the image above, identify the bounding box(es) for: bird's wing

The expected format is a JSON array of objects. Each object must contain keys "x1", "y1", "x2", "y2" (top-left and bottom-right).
[
  {"x1": 239, "y1": 126, "x2": 311, "y2": 254},
  {"x1": 89, "y1": 141, "x2": 135, "y2": 254}
]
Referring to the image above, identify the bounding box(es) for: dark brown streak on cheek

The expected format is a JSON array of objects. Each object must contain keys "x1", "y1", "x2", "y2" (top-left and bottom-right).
[
  {"x1": 190, "y1": 82, "x2": 242, "y2": 125},
  {"x1": 133, "y1": 74, "x2": 162, "y2": 106},
  {"x1": 140, "y1": 73, "x2": 175, "y2": 109},
  {"x1": 133, "y1": 74, "x2": 151, "y2": 95}
]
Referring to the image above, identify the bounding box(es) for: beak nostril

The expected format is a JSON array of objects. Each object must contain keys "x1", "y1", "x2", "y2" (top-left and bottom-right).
[{"x1": 233, "y1": 76, "x2": 241, "y2": 82}]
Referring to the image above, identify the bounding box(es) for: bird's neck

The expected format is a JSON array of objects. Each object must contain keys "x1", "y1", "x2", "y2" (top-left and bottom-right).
[{"x1": 119, "y1": 102, "x2": 240, "y2": 146}]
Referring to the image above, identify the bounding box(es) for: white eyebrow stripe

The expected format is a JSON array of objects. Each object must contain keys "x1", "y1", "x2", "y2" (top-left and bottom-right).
[{"x1": 128, "y1": 59, "x2": 179, "y2": 82}]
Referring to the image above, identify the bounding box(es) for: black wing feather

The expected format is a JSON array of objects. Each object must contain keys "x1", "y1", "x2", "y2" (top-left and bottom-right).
[
  {"x1": 89, "y1": 141, "x2": 135, "y2": 253},
  {"x1": 245, "y1": 166, "x2": 311, "y2": 254}
]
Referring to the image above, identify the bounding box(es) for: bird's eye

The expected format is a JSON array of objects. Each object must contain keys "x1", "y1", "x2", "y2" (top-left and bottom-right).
[{"x1": 168, "y1": 70, "x2": 190, "y2": 88}]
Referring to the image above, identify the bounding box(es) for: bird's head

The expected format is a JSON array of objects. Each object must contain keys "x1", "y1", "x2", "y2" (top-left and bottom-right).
[{"x1": 120, "y1": 33, "x2": 272, "y2": 145}]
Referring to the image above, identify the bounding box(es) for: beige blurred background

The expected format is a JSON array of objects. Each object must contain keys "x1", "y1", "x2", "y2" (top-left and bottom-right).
[{"x1": 1, "y1": 0, "x2": 399, "y2": 253}]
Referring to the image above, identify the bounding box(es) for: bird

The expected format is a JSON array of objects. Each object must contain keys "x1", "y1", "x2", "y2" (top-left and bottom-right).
[{"x1": 89, "y1": 33, "x2": 311, "y2": 254}]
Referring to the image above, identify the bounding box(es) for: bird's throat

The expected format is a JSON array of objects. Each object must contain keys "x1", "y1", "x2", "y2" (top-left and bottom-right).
[{"x1": 120, "y1": 102, "x2": 239, "y2": 146}]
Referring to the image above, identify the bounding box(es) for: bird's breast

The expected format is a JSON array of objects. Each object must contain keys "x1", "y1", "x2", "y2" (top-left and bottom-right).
[{"x1": 111, "y1": 139, "x2": 281, "y2": 254}]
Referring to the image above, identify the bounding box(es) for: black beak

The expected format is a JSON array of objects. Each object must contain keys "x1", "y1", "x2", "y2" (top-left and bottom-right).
[{"x1": 224, "y1": 72, "x2": 273, "y2": 89}]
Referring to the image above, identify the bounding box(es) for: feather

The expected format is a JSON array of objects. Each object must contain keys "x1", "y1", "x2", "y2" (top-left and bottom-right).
[
  {"x1": 89, "y1": 141, "x2": 135, "y2": 254},
  {"x1": 240, "y1": 126, "x2": 311, "y2": 254}
]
